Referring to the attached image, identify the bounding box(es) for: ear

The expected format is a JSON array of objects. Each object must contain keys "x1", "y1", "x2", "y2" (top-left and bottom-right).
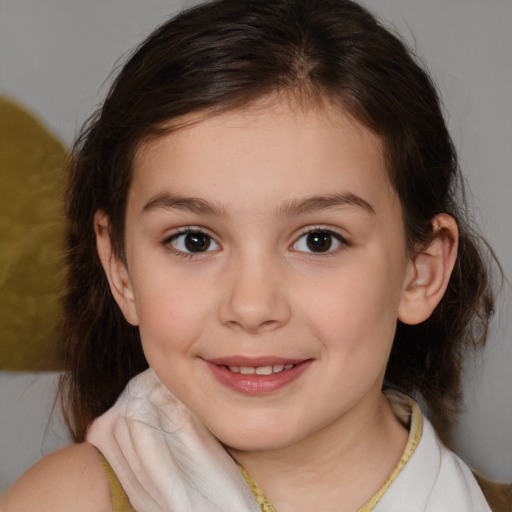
[
  {"x1": 94, "y1": 210, "x2": 140, "y2": 326},
  {"x1": 398, "y1": 214, "x2": 458, "y2": 325}
]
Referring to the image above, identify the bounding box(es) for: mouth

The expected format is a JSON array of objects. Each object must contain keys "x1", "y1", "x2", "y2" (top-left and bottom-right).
[{"x1": 204, "y1": 357, "x2": 312, "y2": 395}]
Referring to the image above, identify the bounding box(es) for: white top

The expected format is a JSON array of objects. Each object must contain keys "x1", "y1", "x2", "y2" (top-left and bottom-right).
[
  {"x1": 86, "y1": 369, "x2": 491, "y2": 512},
  {"x1": 373, "y1": 411, "x2": 490, "y2": 511}
]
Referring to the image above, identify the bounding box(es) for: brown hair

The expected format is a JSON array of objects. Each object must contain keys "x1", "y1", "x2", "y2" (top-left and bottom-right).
[{"x1": 61, "y1": 0, "x2": 497, "y2": 441}]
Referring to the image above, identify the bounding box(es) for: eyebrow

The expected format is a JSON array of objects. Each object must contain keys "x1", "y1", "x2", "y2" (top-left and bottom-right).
[
  {"x1": 143, "y1": 193, "x2": 227, "y2": 216},
  {"x1": 142, "y1": 192, "x2": 375, "y2": 217},
  {"x1": 277, "y1": 193, "x2": 375, "y2": 216}
]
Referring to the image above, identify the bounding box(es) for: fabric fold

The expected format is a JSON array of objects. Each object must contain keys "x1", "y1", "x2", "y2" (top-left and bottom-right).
[{"x1": 87, "y1": 369, "x2": 261, "y2": 512}]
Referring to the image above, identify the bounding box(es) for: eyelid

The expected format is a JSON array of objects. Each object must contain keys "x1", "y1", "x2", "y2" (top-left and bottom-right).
[{"x1": 162, "y1": 225, "x2": 210, "y2": 241}]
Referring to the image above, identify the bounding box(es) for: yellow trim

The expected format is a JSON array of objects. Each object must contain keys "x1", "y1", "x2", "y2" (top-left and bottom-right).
[
  {"x1": 237, "y1": 390, "x2": 423, "y2": 512},
  {"x1": 357, "y1": 391, "x2": 422, "y2": 511},
  {"x1": 237, "y1": 464, "x2": 277, "y2": 512}
]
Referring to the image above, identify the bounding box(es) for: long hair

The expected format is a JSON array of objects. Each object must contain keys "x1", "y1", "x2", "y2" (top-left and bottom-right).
[{"x1": 61, "y1": 0, "x2": 497, "y2": 441}]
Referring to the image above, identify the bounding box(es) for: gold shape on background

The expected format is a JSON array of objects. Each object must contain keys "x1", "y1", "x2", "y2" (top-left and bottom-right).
[{"x1": 0, "y1": 96, "x2": 67, "y2": 371}]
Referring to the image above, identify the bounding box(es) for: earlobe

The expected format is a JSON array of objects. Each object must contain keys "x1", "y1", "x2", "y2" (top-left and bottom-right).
[
  {"x1": 94, "y1": 211, "x2": 140, "y2": 326},
  {"x1": 398, "y1": 214, "x2": 458, "y2": 325}
]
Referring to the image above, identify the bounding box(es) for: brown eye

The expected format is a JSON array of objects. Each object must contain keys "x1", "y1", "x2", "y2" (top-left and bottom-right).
[
  {"x1": 306, "y1": 232, "x2": 332, "y2": 252},
  {"x1": 184, "y1": 232, "x2": 210, "y2": 252},
  {"x1": 169, "y1": 230, "x2": 219, "y2": 253},
  {"x1": 293, "y1": 230, "x2": 345, "y2": 253}
]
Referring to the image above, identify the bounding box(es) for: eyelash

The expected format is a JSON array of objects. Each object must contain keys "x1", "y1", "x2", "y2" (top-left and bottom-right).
[{"x1": 162, "y1": 226, "x2": 349, "y2": 259}]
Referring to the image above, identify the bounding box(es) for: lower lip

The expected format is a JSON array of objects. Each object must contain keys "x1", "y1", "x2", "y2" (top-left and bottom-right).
[{"x1": 205, "y1": 360, "x2": 312, "y2": 395}]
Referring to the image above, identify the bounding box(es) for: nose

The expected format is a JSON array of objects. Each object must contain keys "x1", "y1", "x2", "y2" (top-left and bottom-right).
[{"x1": 218, "y1": 252, "x2": 291, "y2": 333}]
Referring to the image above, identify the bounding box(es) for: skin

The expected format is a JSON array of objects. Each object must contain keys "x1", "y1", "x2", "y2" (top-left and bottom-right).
[
  {"x1": 0, "y1": 443, "x2": 110, "y2": 511},
  {"x1": 115, "y1": 100, "x2": 411, "y2": 455},
  {"x1": 1, "y1": 98, "x2": 458, "y2": 511}
]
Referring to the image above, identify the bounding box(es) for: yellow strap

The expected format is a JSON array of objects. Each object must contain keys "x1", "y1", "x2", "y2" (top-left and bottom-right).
[{"x1": 96, "y1": 450, "x2": 135, "y2": 512}]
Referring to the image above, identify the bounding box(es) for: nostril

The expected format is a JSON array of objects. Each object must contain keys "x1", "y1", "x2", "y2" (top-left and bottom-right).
[{"x1": 224, "y1": 318, "x2": 280, "y2": 333}]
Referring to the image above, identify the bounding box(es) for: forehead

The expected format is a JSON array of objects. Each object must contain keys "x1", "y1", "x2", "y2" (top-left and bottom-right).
[{"x1": 130, "y1": 100, "x2": 397, "y2": 217}]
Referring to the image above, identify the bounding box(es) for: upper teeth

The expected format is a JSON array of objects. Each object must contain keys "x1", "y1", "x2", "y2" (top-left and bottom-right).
[{"x1": 228, "y1": 364, "x2": 294, "y2": 375}]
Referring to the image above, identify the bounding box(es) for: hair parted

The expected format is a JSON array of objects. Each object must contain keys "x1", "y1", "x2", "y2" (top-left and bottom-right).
[{"x1": 61, "y1": 0, "x2": 497, "y2": 441}]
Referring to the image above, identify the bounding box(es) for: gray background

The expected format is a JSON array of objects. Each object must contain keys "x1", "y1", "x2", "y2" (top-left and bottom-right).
[{"x1": 0, "y1": 0, "x2": 511, "y2": 488}]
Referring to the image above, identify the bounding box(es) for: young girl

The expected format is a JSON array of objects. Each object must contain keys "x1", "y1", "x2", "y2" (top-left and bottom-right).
[{"x1": 1, "y1": 0, "x2": 499, "y2": 510}]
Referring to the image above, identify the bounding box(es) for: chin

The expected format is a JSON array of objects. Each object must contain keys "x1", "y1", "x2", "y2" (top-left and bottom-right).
[
  {"x1": 213, "y1": 424, "x2": 301, "y2": 453},
  {"x1": 223, "y1": 438, "x2": 287, "y2": 454}
]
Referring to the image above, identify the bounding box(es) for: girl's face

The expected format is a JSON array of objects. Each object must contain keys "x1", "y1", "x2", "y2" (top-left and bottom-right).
[{"x1": 115, "y1": 99, "x2": 415, "y2": 452}]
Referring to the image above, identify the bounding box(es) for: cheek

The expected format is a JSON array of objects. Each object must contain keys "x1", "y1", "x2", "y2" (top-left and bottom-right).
[
  {"x1": 133, "y1": 276, "x2": 212, "y2": 358},
  {"x1": 302, "y1": 253, "x2": 404, "y2": 355}
]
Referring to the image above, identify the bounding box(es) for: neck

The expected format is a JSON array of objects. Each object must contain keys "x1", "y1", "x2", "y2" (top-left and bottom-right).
[{"x1": 228, "y1": 392, "x2": 408, "y2": 512}]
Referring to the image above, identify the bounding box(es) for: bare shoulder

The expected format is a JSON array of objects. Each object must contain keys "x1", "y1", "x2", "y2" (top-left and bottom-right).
[{"x1": 0, "y1": 442, "x2": 111, "y2": 512}]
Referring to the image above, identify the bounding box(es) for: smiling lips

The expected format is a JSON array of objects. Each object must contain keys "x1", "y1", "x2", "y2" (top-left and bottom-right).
[{"x1": 205, "y1": 357, "x2": 311, "y2": 395}]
